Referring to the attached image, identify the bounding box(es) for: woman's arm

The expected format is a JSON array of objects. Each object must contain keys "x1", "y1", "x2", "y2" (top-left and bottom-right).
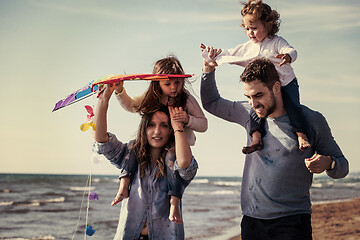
[
  {"x1": 94, "y1": 84, "x2": 115, "y2": 143},
  {"x1": 93, "y1": 84, "x2": 135, "y2": 171},
  {"x1": 169, "y1": 106, "x2": 192, "y2": 169}
]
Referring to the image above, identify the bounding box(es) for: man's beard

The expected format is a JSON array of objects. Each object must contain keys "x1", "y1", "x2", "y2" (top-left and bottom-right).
[{"x1": 254, "y1": 92, "x2": 277, "y2": 118}]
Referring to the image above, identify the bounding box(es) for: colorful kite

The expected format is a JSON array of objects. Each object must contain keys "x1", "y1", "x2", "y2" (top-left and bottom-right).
[{"x1": 52, "y1": 73, "x2": 192, "y2": 112}]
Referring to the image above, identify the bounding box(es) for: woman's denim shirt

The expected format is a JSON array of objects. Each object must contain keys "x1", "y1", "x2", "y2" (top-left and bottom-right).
[{"x1": 93, "y1": 133, "x2": 198, "y2": 240}]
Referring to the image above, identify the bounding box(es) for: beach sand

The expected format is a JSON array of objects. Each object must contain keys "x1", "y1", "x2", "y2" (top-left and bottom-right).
[{"x1": 229, "y1": 197, "x2": 360, "y2": 240}]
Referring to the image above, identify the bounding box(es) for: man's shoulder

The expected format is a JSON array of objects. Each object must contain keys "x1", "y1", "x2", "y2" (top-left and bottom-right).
[
  {"x1": 301, "y1": 105, "x2": 327, "y2": 128},
  {"x1": 301, "y1": 105, "x2": 323, "y2": 118}
]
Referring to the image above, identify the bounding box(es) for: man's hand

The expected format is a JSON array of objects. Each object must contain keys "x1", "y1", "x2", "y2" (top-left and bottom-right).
[
  {"x1": 200, "y1": 43, "x2": 221, "y2": 68},
  {"x1": 203, "y1": 59, "x2": 216, "y2": 73},
  {"x1": 201, "y1": 43, "x2": 222, "y2": 60},
  {"x1": 305, "y1": 153, "x2": 333, "y2": 173},
  {"x1": 202, "y1": 45, "x2": 220, "y2": 72}
]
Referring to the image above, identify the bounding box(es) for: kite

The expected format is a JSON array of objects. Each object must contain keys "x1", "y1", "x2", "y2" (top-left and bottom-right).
[
  {"x1": 85, "y1": 225, "x2": 96, "y2": 236},
  {"x1": 80, "y1": 106, "x2": 96, "y2": 132},
  {"x1": 88, "y1": 192, "x2": 99, "y2": 200},
  {"x1": 52, "y1": 74, "x2": 193, "y2": 112}
]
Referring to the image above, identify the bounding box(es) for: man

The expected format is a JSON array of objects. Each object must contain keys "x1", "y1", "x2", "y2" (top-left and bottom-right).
[{"x1": 200, "y1": 55, "x2": 348, "y2": 240}]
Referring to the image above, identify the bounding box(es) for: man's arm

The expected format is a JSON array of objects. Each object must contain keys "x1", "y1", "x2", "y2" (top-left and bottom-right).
[
  {"x1": 305, "y1": 111, "x2": 349, "y2": 179},
  {"x1": 200, "y1": 60, "x2": 250, "y2": 127}
]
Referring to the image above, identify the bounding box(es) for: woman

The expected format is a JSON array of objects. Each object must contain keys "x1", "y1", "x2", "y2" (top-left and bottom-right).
[{"x1": 93, "y1": 83, "x2": 198, "y2": 240}]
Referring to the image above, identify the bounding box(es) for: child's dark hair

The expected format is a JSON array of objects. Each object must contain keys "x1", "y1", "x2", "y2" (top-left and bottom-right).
[
  {"x1": 137, "y1": 55, "x2": 189, "y2": 114},
  {"x1": 241, "y1": 0, "x2": 280, "y2": 36}
]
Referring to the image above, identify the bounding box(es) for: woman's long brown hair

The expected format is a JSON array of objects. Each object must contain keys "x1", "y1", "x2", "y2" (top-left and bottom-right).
[{"x1": 134, "y1": 107, "x2": 174, "y2": 178}]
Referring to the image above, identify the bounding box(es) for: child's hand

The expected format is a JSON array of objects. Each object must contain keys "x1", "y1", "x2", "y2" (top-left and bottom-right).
[
  {"x1": 200, "y1": 43, "x2": 207, "y2": 52},
  {"x1": 276, "y1": 54, "x2": 292, "y2": 66},
  {"x1": 172, "y1": 107, "x2": 189, "y2": 125},
  {"x1": 114, "y1": 81, "x2": 124, "y2": 94},
  {"x1": 200, "y1": 43, "x2": 222, "y2": 61},
  {"x1": 169, "y1": 106, "x2": 187, "y2": 130}
]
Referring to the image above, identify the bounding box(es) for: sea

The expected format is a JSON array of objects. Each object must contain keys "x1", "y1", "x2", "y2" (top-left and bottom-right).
[{"x1": 1, "y1": 172, "x2": 360, "y2": 240}]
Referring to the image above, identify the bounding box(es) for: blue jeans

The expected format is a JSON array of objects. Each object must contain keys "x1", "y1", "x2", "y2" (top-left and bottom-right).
[
  {"x1": 249, "y1": 78, "x2": 306, "y2": 136},
  {"x1": 241, "y1": 214, "x2": 312, "y2": 240}
]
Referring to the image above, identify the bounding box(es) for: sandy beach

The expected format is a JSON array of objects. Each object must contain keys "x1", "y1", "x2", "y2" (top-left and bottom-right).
[{"x1": 229, "y1": 197, "x2": 360, "y2": 240}]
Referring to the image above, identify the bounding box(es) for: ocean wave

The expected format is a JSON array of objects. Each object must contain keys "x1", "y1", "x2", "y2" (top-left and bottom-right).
[
  {"x1": 31, "y1": 197, "x2": 65, "y2": 204},
  {"x1": 213, "y1": 181, "x2": 241, "y2": 187},
  {"x1": 0, "y1": 235, "x2": 56, "y2": 240},
  {"x1": 311, "y1": 183, "x2": 324, "y2": 188},
  {"x1": 1, "y1": 197, "x2": 65, "y2": 208},
  {"x1": 0, "y1": 201, "x2": 13, "y2": 206},
  {"x1": 92, "y1": 178, "x2": 101, "y2": 183},
  {"x1": 14, "y1": 202, "x2": 41, "y2": 207},
  {"x1": 69, "y1": 186, "x2": 95, "y2": 191},
  {"x1": 311, "y1": 181, "x2": 359, "y2": 189},
  {"x1": 188, "y1": 208, "x2": 210, "y2": 212},
  {"x1": 192, "y1": 179, "x2": 209, "y2": 184}
]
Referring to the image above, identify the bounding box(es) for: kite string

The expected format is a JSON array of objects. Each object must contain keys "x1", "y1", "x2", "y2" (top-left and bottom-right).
[
  {"x1": 72, "y1": 175, "x2": 90, "y2": 240},
  {"x1": 84, "y1": 160, "x2": 93, "y2": 240},
  {"x1": 72, "y1": 93, "x2": 98, "y2": 240},
  {"x1": 82, "y1": 92, "x2": 97, "y2": 240}
]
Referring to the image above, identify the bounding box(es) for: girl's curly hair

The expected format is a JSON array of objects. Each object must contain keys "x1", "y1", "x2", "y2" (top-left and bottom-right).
[{"x1": 241, "y1": 0, "x2": 280, "y2": 36}]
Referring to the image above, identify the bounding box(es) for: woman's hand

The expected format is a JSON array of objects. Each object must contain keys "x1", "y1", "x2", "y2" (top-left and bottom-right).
[
  {"x1": 94, "y1": 83, "x2": 115, "y2": 143},
  {"x1": 98, "y1": 83, "x2": 115, "y2": 102}
]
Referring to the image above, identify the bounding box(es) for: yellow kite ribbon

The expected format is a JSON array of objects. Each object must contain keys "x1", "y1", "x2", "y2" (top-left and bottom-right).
[{"x1": 80, "y1": 122, "x2": 96, "y2": 132}]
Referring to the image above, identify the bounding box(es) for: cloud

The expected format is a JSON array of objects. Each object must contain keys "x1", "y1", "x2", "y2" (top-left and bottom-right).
[
  {"x1": 306, "y1": 94, "x2": 360, "y2": 104},
  {"x1": 26, "y1": 0, "x2": 241, "y2": 24},
  {"x1": 280, "y1": 3, "x2": 360, "y2": 33},
  {"x1": 27, "y1": 0, "x2": 122, "y2": 19}
]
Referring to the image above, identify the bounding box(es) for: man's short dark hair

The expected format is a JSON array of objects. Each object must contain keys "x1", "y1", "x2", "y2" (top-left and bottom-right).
[{"x1": 240, "y1": 58, "x2": 280, "y2": 89}]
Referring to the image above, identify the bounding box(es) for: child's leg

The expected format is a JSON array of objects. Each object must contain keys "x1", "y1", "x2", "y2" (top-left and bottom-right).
[
  {"x1": 296, "y1": 132, "x2": 310, "y2": 150},
  {"x1": 111, "y1": 142, "x2": 137, "y2": 206},
  {"x1": 281, "y1": 79, "x2": 311, "y2": 150},
  {"x1": 169, "y1": 196, "x2": 183, "y2": 224},
  {"x1": 165, "y1": 148, "x2": 186, "y2": 224},
  {"x1": 242, "y1": 109, "x2": 265, "y2": 154},
  {"x1": 111, "y1": 177, "x2": 130, "y2": 206}
]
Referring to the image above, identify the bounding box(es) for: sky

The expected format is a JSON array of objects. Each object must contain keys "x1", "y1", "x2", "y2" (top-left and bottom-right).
[{"x1": 1, "y1": 0, "x2": 359, "y2": 177}]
